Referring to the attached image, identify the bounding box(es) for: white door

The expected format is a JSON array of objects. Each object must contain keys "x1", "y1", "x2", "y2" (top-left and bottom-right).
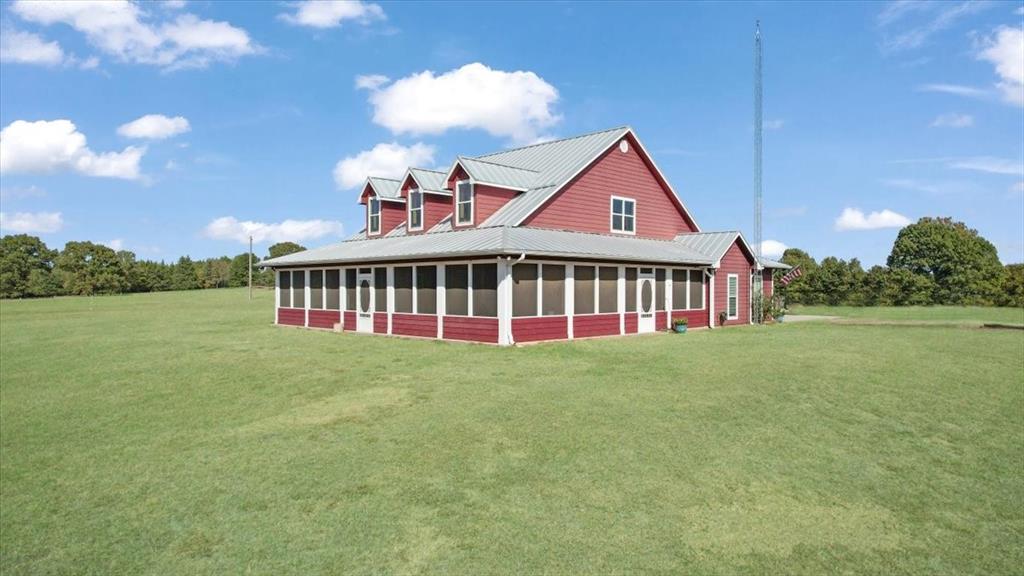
[
  {"x1": 638, "y1": 269, "x2": 656, "y2": 333},
  {"x1": 356, "y1": 270, "x2": 374, "y2": 333}
]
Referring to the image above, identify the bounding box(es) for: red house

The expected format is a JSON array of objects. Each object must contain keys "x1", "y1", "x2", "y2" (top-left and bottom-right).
[{"x1": 263, "y1": 126, "x2": 788, "y2": 345}]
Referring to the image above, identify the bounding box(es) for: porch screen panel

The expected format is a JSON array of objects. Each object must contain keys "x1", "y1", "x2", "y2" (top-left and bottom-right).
[
  {"x1": 541, "y1": 265, "x2": 565, "y2": 316},
  {"x1": 279, "y1": 271, "x2": 291, "y2": 307},
  {"x1": 325, "y1": 270, "x2": 340, "y2": 310},
  {"x1": 655, "y1": 268, "x2": 665, "y2": 311},
  {"x1": 512, "y1": 264, "x2": 538, "y2": 317},
  {"x1": 310, "y1": 270, "x2": 324, "y2": 310},
  {"x1": 598, "y1": 266, "x2": 618, "y2": 313},
  {"x1": 345, "y1": 269, "x2": 357, "y2": 311},
  {"x1": 394, "y1": 267, "x2": 413, "y2": 313},
  {"x1": 292, "y1": 271, "x2": 305, "y2": 308},
  {"x1": 574, "y1": 266, "x2": 595, "y2": 315},
  {"x1": 416, "y1": 266, "x2": 436, "y2": 314},
  {"x1": 472, "y1": 263, "x2": 498, "y2": 317},
  {"x1": 446, "y1": 264, "x2": 469, "y2": 316},
  {"x1": 689, "y1": 270, "x2": 704, "y2": 309},
  {"x1": 672, "y1": 270, "x2": 687, "y2": 310},
  {"x1": 625, "y1": 268, "x2": 637, "y2": 312},
  {"x1": 374, "y1": 268, "x2": 387, "y2": 312}
]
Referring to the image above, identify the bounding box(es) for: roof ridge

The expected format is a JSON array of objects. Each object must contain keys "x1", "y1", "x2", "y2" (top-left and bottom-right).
[
  {"x1": 410, "y1": 167, "x2": 446, "y2": 174},
  {"x1": 368, "y1": 176, "x2": 402, "y2": 182},
  {"x1": 475, "y1": 125, "x2": 630, "y2": 159},
  {"x1": 459, "y1": 156, "x2": 540, "y2": 172}
]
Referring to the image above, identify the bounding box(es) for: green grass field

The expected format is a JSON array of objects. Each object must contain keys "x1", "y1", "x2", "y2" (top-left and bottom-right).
[
  {"x1": 789, "y1": 304, "x2": 1024, "y2": 325},
  {"x1": 2, "y1": 289, "x2": 1022, "y2": 575}
]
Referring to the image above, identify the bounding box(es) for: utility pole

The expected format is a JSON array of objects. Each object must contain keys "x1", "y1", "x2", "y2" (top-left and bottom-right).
[
  {"x1": 753, "y1": 20, "x2": 764, "y2": 324},
  {"x1": 248, "y1": 235, "x2": 253, "y2": 301}
]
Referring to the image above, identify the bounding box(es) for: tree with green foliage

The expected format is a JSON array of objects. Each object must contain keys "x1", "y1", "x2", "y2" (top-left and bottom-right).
[
  {"x1": 170, "y1": 256, "x2": 201, "y2": 290},
  {"x1": 776, "y1": 248, "x2": 820, "y2": 304},
  {"x1": 881, "y1": 268, "x2": 937, "y2": 305},
  {"x1": 134, "y1": 260, "x2": 172, "y2": 292},
  {"x1": 228, "y1": 253, "x2": 261, "y2": 287},
  {"x1": 0, "y1": 235, "x2": 59, "y2": 298},
  {"x1": 813, "y1": 257, "x2": 866, "y2": 306},
  {"x1": 887, "y1": 217, "x2": 1003, "y2": 305},
  {"x1": 55, "y1": 241, "x2": 127, "y2": 295},
  {"x1": 998, "y1": 264, "x2": 1024, "y2": 308},
  {"x1": 268, "y1": 242, "x2": 305, "y2": 259}
]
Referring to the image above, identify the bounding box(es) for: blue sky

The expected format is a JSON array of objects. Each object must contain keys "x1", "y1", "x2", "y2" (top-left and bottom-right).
[{"x1": 1, "y1": 0, "x2": 1022, "y2": 265}]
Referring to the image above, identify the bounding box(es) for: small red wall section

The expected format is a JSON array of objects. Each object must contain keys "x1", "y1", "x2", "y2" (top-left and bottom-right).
[
  {"x1": 763, "y1": 269, "x2": 774, "y2": 300},
  {"x1": 656, "y1": 311, "x2": 668, "y2": 330},
  {"x1": 573, "y1": 314, "x2": 620, "y2": 338},
  {"x1": 401, "y1": 177, "x2": 452, "y2": 234},
  {"x1": 474, "y1": 184, "x2": 519, "y2": 225},
  {"x1": 624, "y1": 313, "x2": 638, "y2": 334},
  {"x1": 373, "y1": 313, "x2": 388, "y2": 334},
  {"x1": 443, "y1": 316, "x2": 499, "y2": 343},
  {"x1": 278, "y1": 308, "x2": 305, "y2": 326},
  {"x1": 343, "y1": 311, "x2": 356, "y2": 330},
  {"x1": 392, "y1": 313, "x2": 438, "y2": 338},
  {"x1": 512, "y1": 316, "x2": 568, "y2": 343},
  {"x1": 308, "y1": 310, "x2": 340, "y2": 329},
  {"x1": 523, "y1": 133, "x2": 697, "y2": 239},
  {"x1": 363, "y1": 194, "x2": 405, "y2": 238},
  {"x1": 716, "y1": 240, "x2": 754, "y2": 326},
  {"x1": 670, "y1": 280, "x2": 710, "y2": 328}
]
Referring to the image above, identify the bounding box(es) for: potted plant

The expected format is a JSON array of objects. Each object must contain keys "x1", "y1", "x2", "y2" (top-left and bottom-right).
[
  {"x1": 672, "y1": 317, "x2": 688, "y2": 333},
  {"x1": 718, "y1": 311, "x2": 727, "y2": 326}
]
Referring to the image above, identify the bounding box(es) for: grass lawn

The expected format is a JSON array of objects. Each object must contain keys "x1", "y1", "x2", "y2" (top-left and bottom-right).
[
  {"x1": 2, "y1": 289, "x2": 1022, "y2": 575},
  {"x1": 788, "y1": 304, "x2": 1024, "y2": 325}
]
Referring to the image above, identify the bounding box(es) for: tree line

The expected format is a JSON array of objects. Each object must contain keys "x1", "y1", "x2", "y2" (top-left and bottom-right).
[
  {"x1": 774, "y1": 217, "x2": 1023, "y2": 308},
  {"x1": 0, "y1": 236, "x2": 307, "y2": 299}
]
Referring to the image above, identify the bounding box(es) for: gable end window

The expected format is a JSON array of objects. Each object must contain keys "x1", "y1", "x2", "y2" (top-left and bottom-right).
[
  {"x1": 368, "y1": 197, "x2": 381, "y2": 235},
  {"x1": 408, "y1": 189, "x2": 423, "y2": 230},
  {"x1": 611, "y1": 196, "x2": 635, "y2": 234},
  {"x1": 727, "y1": 274, "x2": 739, "y2": 319},
  {"x1": 456, "y1": 180, "x2": 473, "y2": 225}
]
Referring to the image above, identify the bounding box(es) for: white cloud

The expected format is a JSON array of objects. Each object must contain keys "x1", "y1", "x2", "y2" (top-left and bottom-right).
[
  {"x1": 0, "y1": 28, "x2": 64, "y2": 66},
  {"x1": 760, "y1": 240, "x2": 788, "y2": 259},
  {"x1": 162, "y1": 0, "x2": 187, "y2": 8},
  {"x1": 930, "y1": 113, "x2": 973, "y2": 127},
  {"x1": 359, "y1": 62, "x2": 561, "y2": 143},
  {"x1": 0, "y1": 119, "x2": 145, "y2": 180},
  {"x1": 279, "y1": 1, "x2": 385, "y2": 29},
  {"x1": 878, "y1": 1, "x2": 989, "y2": 53},
  {"x1": 0, "y1": 185, "x2": 47, "y2": 200},
  {"x1": 0, "y1": 211, "x2": 63, "y2": 234},
  {"x1": 10, "y1": 0, "x2": 258, "y2": 70},
  {"x1": 763, "y1": 119, "x2": 785, "y2": 130},
  {"x1": 117, "y1": 114, "x2": 190, "y2": 139},
  {"x1": 978, "y1": 26, "x2": 1024, "y2": 106},
  {"x1": 1009, "y1": 181, "x2": 1024, "y2": 196},
  {"x1": 333, "y1": 142, "x2": 435, "y2": 190},
  {"x1": 355, "y1": 73, "x2": 389, "y2": 90},
  {"x1": 835, "y1": 208, "x2": 912, "y2": 231},
  {"x1": 104, "y1": 239, "x2": 125, "y2": 251},
  {"x1": 949, "y1": 156, "x2": 1024, "y2": 176},
  {"x1": 203, "y1": 216, "x2": 343, "y2": 244},
  {"x1": 917, "y1": 83, "x2": 990, "y2": 98}
]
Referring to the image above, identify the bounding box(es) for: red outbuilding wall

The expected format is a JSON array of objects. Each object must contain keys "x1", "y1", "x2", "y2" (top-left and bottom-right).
[
  {"x1": 715, "y1": 240, "x2": 754, "y2": 326},
  {"x1": 573, "y1": 314, "x2": 620, "y2": 338},
  {"x1": 443, "y1": 316, "x2": 499, "y2": 343},
  {"x1": 763, "y1": 269, "x2": 774, "y2": 300},
  {"x1": 343, "y1": 311, "x2": 356, "y2": 330},
  {"x1": 307, "y1": 310, "x2": 340, "y2": 329},
  {"x1": 669, "y1": 281, "x2": 710, "y2": 328},
  {"x1": 512, "y1": 316, "x2": 568, "y2": 343},
  {"x1": 392, "y1": 313, "x2": 438, "y2": 338},
  {"x1": 624, "y1": 313, "x2": 638, "y2": 334},
  {"x1": 278, "y1": 308, "x2": 305, "y2": 326},
  {"x1": 373, "y1": 313, "x2": 388, "y2": 334},
  {"x1": 473, "y1": 184, "x2": 519, "y2": 225}
]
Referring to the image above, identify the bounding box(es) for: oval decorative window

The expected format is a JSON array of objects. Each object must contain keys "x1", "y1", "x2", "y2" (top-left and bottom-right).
[
  {"x1": 641, "y1": 280, "x2": 653, "y2": 311},
  {"x1": 360, "y1": 279, "x2": 371, "y2": 312},
  {"x1": 619, "y1": 139, "x2": 629, "y2": 153}
]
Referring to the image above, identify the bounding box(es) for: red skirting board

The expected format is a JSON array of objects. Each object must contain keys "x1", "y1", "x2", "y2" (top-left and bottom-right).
[
  {"x1": 373, "y1": 313, "x2": 388, "y2": 334},
  {"x1": 656, "y1": 311, "x2": 668, "y2": 330},
  {"x1": 443, "y1": 316, "x2": 499, "y2": 343},
  {"x1": 278, "y1": 308, "x2": 305, "y2": 326},
  {"x1": 307, "y1": 309, "x2": 340, "y2": 329},
  {"x1": 512, "y1": 316, "x2": 568, "y2": 343},
  {"x1": 342, "y1": 311, "x2": 356, "y2": 331},
  {"x1": 392, "y1": 313, "x2": 438, "y2": 338},
  {"x1": 669, "y1": 309, "x2": 708, "y2": 329},
  {"x1": 623, "y1": 313, "x2": 638, "y2": 334},
  {"x1": 573, "y1": 314, "x2": 620, "y2": 338}
]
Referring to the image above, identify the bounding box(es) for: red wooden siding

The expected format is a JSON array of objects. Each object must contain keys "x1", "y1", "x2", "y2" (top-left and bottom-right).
[
  {"x1": 656, "y1": 311, "x2": 668, "y2": 330},
  {"x1": 401, "y1": 177, "x2": 452, "y2": 234},
  {"x1": 392, "y1": 313, "x2": 438, "y2": 338},
  {"x1": 278, "y1": 308, "x2": 305, "y2": 326},
  {"x1": 343, "y1": 311, "x2": 356, "y2": 330},
  {"x1": 670, "y1": 280, "x2": 710, "y2": 328},
  {"x1": 512, "y1": 316, "x2": 568, "y2": 343},
  {"x1": 763, "y1": 269, "x2": 774, "y2": 300},
  {"x1": 624, "y1": 313, "x2": 638, "y2": 334},
  {"x1": 443, "y1": 316, "x2": 499, "y2": 343},
  {"x1": 373, "y1": 313, "x2": 388, "y2": 334},
  {"x1": 446, "y1": 164, "x2": 468, "y2": 190},
  {"x1": 308, "y1": 310, "x2": 340, "y2": 329},
  {"x1": 523, "y1": 133, "x2": 697, "y2": 239},
  {"x1": 573, "y1": 314, "x2": 620, "y2": 338},
  {"x1": 473, "y1": 184, "x2": 519, "y2": 225},
  {"x1": 716, "y1": 240, "x2": 755, "y2": 326},
  {"x1": 367, "y1": 200, "x2": 404, "y2": 237}
]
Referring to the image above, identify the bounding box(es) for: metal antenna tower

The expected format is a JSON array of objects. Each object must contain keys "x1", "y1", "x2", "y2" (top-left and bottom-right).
[{"x1": 753, "y1": 20, "x2": 764, "y2": 324}]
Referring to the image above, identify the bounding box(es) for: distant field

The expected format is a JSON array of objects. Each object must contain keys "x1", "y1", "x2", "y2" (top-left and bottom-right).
[
  {"x1": 789, "y1": 304, "x2": 1024, "y2": 324},
  {"x1": 2, "y1": 289, "x2": 1022, "y2": 574}
]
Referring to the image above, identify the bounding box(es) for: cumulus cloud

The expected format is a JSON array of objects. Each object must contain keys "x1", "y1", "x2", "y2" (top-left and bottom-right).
[
  {"x1": 279, "y1": 0, "x2": 385, "y2": 28},
  {"x1": 203, "y1": 216, "x2": 343, "y2": 244},
  {"x1": 359, "y1": 62, "x2": 561, "y2": 143},
  {"x1": 10, "y1": 0, "x2": 258, "y2": 70},
  {"x1": 118, "y1": 114, "x2": 190, "y2": 139},
  {"x1": 333, "y1": 142, "x2": 435, "y2": 190},
  {"x1": 930, "y1": 113, "x2": 973, "y2": 127},
  {"x1": 0, "y1": 119, "x2": 144, "y2": 180},
  {"x1": 0, "y1": 28, "x2": 64, "y2": 66},
  {"x1": 0, "y1": 211, "x2": 63, "y2": 234},
  {"x1": 760, "y1": 240, "x2": 788, "y2": 259},
  {"x1": 978, "y1": 26, "x2": 1024, "y2": 106},
  {"x1": 104, "y1": 239, "x2": 125, "y2": 251},
  {"x1": 835, "y1": 208, "x2": 911, "y2": 231}
]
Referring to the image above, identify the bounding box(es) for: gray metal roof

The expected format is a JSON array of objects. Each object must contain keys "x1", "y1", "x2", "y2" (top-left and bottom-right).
[
  {"x1": 455, "y1": 157, "x2": 539, "y2": 190},
  {"x1": 408, "y1": 168, "x2": 448, "y2": 194},
  {"x1": 262, "y1": 225, "x2": 716, "y2": 268},
  {"x1": 673, "y1": 231, "x2": 740, "y2": 262},
  {"x1": 367, "y1": 177, "x2": 403, "y2": 201},
  {"x1": 759, "y1": 257, "x2": 791, "y2": 269}
]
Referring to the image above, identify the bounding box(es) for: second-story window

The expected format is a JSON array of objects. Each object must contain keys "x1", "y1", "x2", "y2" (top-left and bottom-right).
[
  {"x1": 368, "y1": 197, "x2": 381, "y2": 235},
  {"x1": 611, "y1": 196, "x2": 635, "y2": 234},
  {"x1": 456, "y1": 180, "x2": 473, "y2": 225},
  {"x1": 408, "y1": 189, "x2": 423, "y2": 230}
]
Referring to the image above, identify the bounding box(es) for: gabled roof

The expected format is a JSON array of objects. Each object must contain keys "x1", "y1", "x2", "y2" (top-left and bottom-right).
[
  {"x1": 759, "y1": 257, "x2": 791, "y2": 270},
  {"x1": 673, "y1": 231, "x2": 761, "y2": 268},
  {"x1": 404, "y1": 168, "x2": 449, "y2": 195},
  {"x1": 447, "y1": 156, "x2": 539, "y2": 191},
  {"x1": 362, "y1": 177, "x2": 404, "y2": 203}
]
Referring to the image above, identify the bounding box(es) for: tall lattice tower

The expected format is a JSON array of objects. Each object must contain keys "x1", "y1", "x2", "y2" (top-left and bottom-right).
[{"x1": 753, "y1": 20, "x2": 764, "y2": 324}]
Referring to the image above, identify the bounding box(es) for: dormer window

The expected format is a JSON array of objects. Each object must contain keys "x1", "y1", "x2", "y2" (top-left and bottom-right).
[
  {"x1": 368, "y1": 197, "x2": 381, "y2": 235},
  {"x1": 408, "y1": 188, "x2": 423, "y2": 231},
  {"x1": 611, "y1": 196, "x2": 635, "y2": 234},
  {"x1": 456, "y1": 180, "x2": 473, "y2": 225}
]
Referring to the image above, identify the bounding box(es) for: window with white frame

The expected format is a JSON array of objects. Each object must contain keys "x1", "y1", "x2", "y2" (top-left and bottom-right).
[
  {"x1": 610, "y1": 196, "x2": 635, "y2": 234},
  {"x1": 278, "y1": 270, "x2": 291, "y2": 307},
  {"x1": 368, "y1": 197, "x2": 381, "y2": 235},
  {"x1": 408, "y1": 189, "x2": 423, "y2": 230},
  {"x1": 727, "y1": 274, "x2": 739, "y2": 319},
  {"x1": 456, "y1": 180, "x2": 473, "y2": 225}
]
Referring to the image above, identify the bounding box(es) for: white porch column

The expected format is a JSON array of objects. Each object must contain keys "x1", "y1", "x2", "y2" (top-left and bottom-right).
[
  {"x1": 666, "y1": 270, "x2": 673, "y2": 320},
  {"x1": 386, "y1": 266, "x2": 394, "y2": 335},
  {"x1": 565, "y1": 264, "x2": 575, "y2": 340},
  {"x1": 304, "y1": 269, "x2": 311, "y2": 327},
  {"x1": 340, "y1": 268, "x2": 347, "y2": 330},
  {"x1": 709, "y1": 270, "x2": 716, "y2": 328},
  {"x1": 497, "y1": 258, "x2": 512, "y2": 346},
  {"x1": 617, "y1": 265, "x2": 625, "y2": 334},
  {"x1": 436, "y1": 264, "x2": 446, "y2": 339}
]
